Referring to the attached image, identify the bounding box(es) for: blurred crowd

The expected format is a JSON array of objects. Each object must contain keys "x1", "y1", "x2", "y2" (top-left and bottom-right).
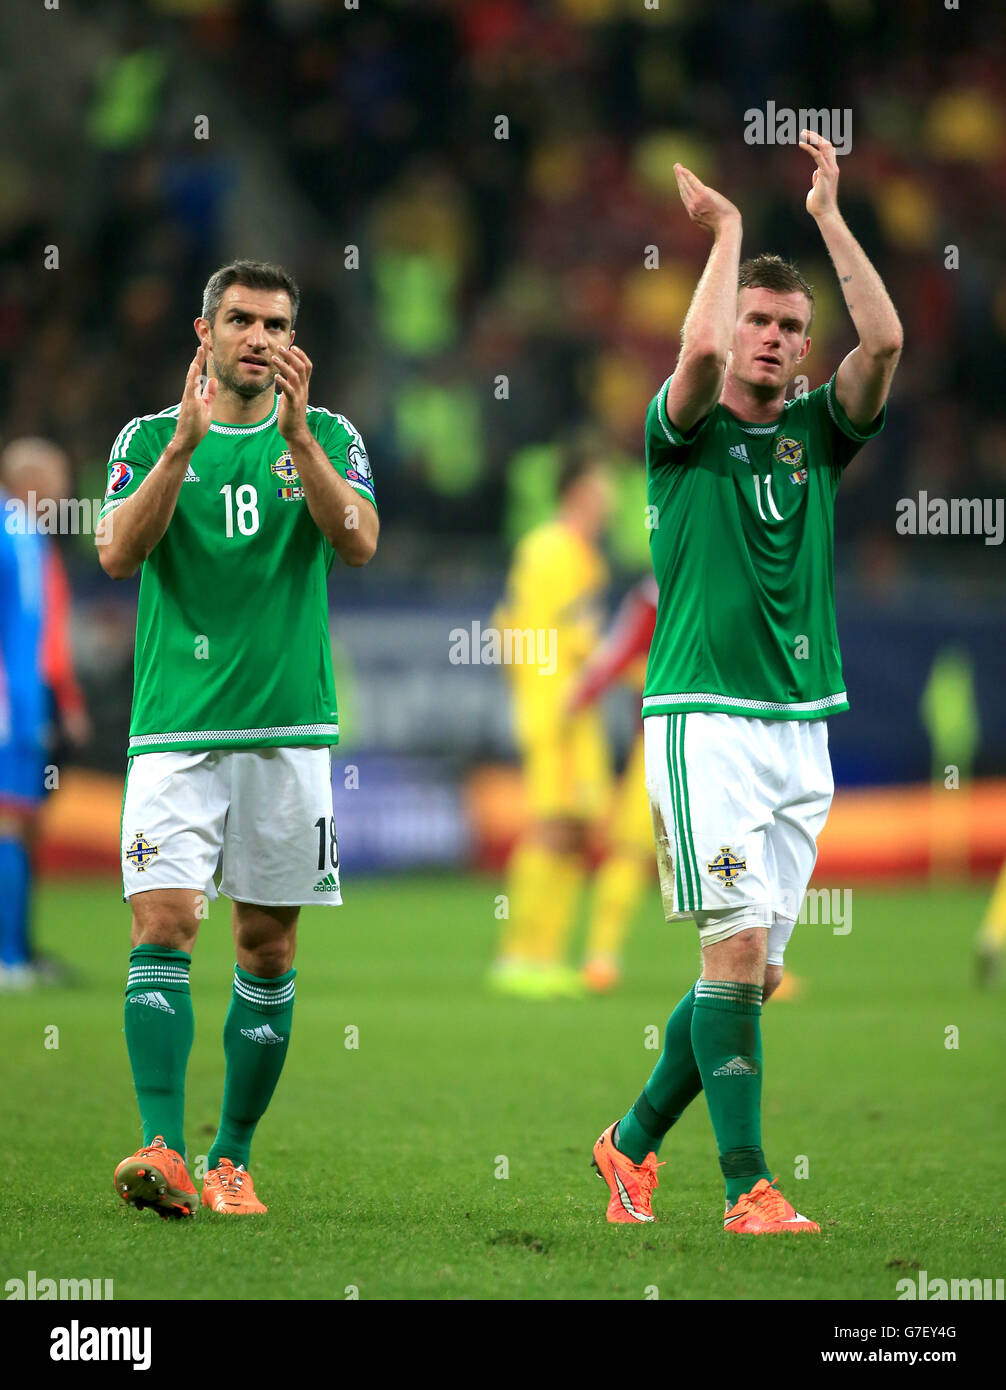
[{"x1": 1, "y1": 0, "x2": 1004, "y2": 587}]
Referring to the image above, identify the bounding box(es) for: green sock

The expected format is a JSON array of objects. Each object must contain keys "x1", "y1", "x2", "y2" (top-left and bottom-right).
[
  {"x1": 691, "y1": 979, "x2": 771, "y2": 1205},
  {"x1": 207, "y1": 965, "x2": 296, "y2": 1171},
  {"x1": 616, "y1": 984, "x2": 703, "y2": 1163},
  {"x1": 124, "y1": 945, "x2": 194, "y2": 1156}
]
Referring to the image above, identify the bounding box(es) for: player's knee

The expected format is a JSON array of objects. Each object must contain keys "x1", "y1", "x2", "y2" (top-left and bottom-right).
[
  {"x1": 233, "y1": 906, "x2": 298, "y2": 977},
  {"x1": 704, "y1": 924, "x2": 767, "y2": 979},
  {"x1": 237, "y1": 937, "x2": 295, "y2": 977},
  {"x1": 130, "y1": 890, "x2": 202, "y2": 951}
]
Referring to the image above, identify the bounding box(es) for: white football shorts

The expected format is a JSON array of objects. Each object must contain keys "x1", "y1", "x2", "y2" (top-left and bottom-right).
[
  {"x1": 644, "y1": 712, "x2": 834, "y2": 965},
  {"x1": 121, "y1": 746, "x2": 341, "y2": 908}
]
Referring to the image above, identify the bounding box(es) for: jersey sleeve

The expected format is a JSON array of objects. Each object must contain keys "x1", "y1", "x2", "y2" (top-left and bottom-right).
[
  {"x1": 818, "y1": 370, "x2": 886, "y2": 471},
  {"x1": 645, "y1": 374, "x2": 715, "y2": 468},
  {"x1": 310, "y1": 409, "x2": 377, "y2": 512},
  {"x1": 98, "y1": 417, "x2": 160, "y2": 521}
]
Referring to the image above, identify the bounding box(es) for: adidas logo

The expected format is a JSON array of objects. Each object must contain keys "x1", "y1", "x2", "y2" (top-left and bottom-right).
[
  {"x1": 313, "y1": 873, "x2": 340, "y2": 893},
  {"x1": 183, "y1": 466, "x2": 200, "y2": 482},
  {"x1": 712, "y1": 1055, "x2": 758, "y2": 1076},
  {"x1": 129, "y1": 991, "x2": 175, "y2": 1014},
  {"x1": 240, "y1": 1023, "x2": 285, "y2": 1045},
  {"x1": 728, "y1": 444, "x2": 750, "y2": 462}
]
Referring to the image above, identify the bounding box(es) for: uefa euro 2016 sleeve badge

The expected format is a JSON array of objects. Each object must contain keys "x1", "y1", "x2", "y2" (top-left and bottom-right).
[
  {"x1": 345, "y1": 442, "x2": 375, "y2": 498},
  {"x1": 707, "y1": 846, "x2": 747, "y2": 887},
  {"x1": 126, "y1": 832, "x2": 160, "y2": 872}
]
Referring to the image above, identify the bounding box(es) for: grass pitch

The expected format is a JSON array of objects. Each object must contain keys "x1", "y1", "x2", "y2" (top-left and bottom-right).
[{"x1": 2, "y1": 875, "x2": 1002, "y2": 1300}]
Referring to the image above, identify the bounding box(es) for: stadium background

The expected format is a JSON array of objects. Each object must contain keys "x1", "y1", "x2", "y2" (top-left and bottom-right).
[{"x1": 3, "y1": 0, "x2": 1005, "y2": 884}]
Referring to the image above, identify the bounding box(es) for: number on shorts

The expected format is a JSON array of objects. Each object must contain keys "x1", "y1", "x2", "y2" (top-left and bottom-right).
[{"x1": 315, "y1": 815, "x2": 339, "y2": 870}]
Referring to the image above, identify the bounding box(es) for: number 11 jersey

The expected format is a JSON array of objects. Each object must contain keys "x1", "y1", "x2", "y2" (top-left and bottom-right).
[{"x1": 642, "y1": 370, "x2": 884, "y2": 722}]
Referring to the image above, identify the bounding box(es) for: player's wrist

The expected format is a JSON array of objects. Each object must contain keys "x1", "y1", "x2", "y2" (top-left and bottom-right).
[
  {"x1": 279, "y1": 422, "x2": 312, "y2": 449},
  {"x1": 164, "y1": 437, "x2": 197, "y2": 467},
  {"x1": 712, "y1": 212, "x2": 742, "y2": 238}
]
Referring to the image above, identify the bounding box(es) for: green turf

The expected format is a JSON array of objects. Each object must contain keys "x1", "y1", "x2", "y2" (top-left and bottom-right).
[{"x1": 2, "y1": 875, "x2": 1002, "y2": 1300}]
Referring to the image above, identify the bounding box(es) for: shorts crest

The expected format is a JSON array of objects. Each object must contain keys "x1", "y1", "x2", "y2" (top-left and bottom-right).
[
  {"x1": 126, "y1": 831, "x2": 160, "y2": 872},
  {"x1": 707, "y1": 845, "x2": 747, "y2": 887}
]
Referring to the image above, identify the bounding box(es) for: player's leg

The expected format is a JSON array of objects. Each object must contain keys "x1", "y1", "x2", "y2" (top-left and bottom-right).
[
  {"x1": 611, "y1": 713, "x2": 764, "y2": 1173},
  {"x1": 493, "y1": 812, "x2": 589, "y2": 996},
  {"x1": 763, "y1": 962, "x2": 785, "y2": 1001},
  {"x1": 202, "y1": 901, "x2": 298, "y2": 1214},
  {"x1": 693, "y1": 923, "x2": 772, "y2": 1203},
  {"x1": 596, "y1": 712, "x2": 814, "y2": 1226},
  {"x1": 0, "y1": 807, "x2": 34, "y2": 986},
  {"x1": 114, "y1": 886, "x2": 207, "y2": 1218},
  {"x1": 494, "y1": 714, "x2": 607, "y2": 997},
  {"x1": 593, "y1": 715, "x2": 708, "y2": 1220},
  {"x1": 0, "y1": 744, "x2": 44, "y2": 988},
  {"x1": 762, "y1": 715, "x2": 836, "y2": 1004},
  {"x1": 717, "y1": 718, "x2": 834, "y2": 1233},
  {"x1": 583, "y1": 729, "x2": 652, "y2": 992},
  {"x1": 203, "y1": 747, "x2": 333, "y2": 1212},
  {"x1": 115, "y1": 750, "x2": 227, "y2": 1218},
  {"x1": 126, "y1": 886, "x2": 203, "y2": 1148}
]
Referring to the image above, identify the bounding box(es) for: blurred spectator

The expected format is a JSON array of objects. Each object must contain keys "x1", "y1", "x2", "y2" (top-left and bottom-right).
[{"x1": 0, "y1": 440, "x2": 91, "y2": 985}]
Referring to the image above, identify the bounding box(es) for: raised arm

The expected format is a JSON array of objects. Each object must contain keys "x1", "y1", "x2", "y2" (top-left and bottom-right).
[
  {"x1": 800, "y1": 130, "x2": 903, "y2": 431},
  {"x1": 95, "y1": 347, "x2": 216, "y2": 580},
  {"x1": 663, "y1": 165, "x2": 743, "y2": 433}
]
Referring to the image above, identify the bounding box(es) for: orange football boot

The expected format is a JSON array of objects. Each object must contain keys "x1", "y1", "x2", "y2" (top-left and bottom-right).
[
  {"x1": 201, "y1": 1158, "x2": 268, "y2": 1214},
  {"x1": 592, "y1": 1122, "x2": 663, "y2": 1223},
  {"x1": 723, "y1": 1177, "x2": 820, "y2": 1233},
  {"x1": 113, "y1": 1136, "x2": 198, "y2": 1219}
]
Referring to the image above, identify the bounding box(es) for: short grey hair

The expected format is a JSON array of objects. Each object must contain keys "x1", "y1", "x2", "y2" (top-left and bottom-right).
[{"x1": 201, "y1": 259, "x2": 300, "y2": 327}]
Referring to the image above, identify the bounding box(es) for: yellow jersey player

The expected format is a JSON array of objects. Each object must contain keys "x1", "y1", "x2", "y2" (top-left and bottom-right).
[
  {"x1": 975, "y1": 858, "x2": 1006, "y2": 987},
  {"x1": 567, "y1": 577, "x2": 658, "y2": 993},
  {"x1": 490, "y1": 452, "x2": 613, "y2": 999}
]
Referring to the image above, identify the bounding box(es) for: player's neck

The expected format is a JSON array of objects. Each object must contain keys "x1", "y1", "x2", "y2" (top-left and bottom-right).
[
  {"x1": 209, "y1": 380, "x2": 278, "y2": 427},
  {"x1": 719, "y1": 375, "x2": 787, "y2": 425}
]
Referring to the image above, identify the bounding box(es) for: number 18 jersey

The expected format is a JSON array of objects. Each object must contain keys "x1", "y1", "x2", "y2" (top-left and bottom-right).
[
  {"x1": 100, "y1": 398, "x2": 377, "y2": 756},
  {"x1": 642, "y1": 370, "x2": 884, "y2": 722}
]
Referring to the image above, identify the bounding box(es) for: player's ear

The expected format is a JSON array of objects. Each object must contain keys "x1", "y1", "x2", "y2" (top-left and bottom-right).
[
  {"x1": 798, "y1": 336, "x2": 812, "y2": 363},
  {"x1": 194, "y1": 317, "x2": 212, "y2": 349}
]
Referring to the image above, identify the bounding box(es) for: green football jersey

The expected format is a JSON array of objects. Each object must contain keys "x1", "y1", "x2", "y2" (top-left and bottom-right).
[
  {"x1": 642, "y1": 369, "x2": 884, "y2": 721},
  {"x1": 99, "y1": 398, "x2": 377, "y2": 756}
]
